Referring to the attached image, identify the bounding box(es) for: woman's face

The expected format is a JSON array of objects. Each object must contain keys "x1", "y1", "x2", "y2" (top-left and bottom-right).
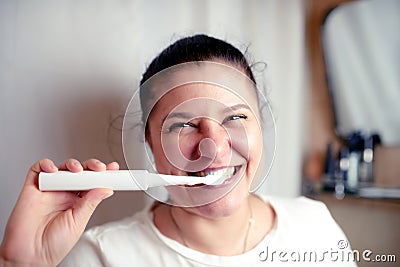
[{"x1": 146, "y1": 64, "x2": 263, "y2": 218}]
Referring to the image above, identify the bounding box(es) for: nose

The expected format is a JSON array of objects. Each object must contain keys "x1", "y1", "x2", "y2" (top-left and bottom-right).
[{"x1": 196, "y1": 119, "x2": 231, "y2": 162}]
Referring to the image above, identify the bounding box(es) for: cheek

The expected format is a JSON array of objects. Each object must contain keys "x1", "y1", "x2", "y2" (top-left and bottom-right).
[
  {"x1": 244, "y1": 124, "x2": 263, "y2": 175},
  {"x1": 162, "y1": 132, "x2": 199, "y2": 166},
  {"x1": 151, "y1": 144, "x2": 170, "y2": 172},
  {"x1": 156, "y1": 132, "x2": 206, "y2": 173},
  {"x1": 229, "y1": 121, "x2": 262, "y2": 159},
  {"x1": 147, "y1": 129, "x2": 176, "y2": 173},
  {"x1": 248, "y1": 126, "x2": 263, "y2": 157}
]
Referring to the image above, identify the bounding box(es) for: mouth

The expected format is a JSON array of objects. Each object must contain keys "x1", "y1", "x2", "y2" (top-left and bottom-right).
[{"x1": 185, "y1": 165, "x2": 242, "y2": 187}]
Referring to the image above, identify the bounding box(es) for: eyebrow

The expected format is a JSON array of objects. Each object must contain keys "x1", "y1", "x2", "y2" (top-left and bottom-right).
[
  {"x1": 222, "y1": 104, "x2": 252, "y2": 113},
  {"x1": 162, "y1": 112, "x2": 194, "y2": 124}
]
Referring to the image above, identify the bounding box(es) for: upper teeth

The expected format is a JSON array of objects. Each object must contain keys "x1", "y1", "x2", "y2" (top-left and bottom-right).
[{"x1": 192, "y1": 166, "x2": 236, "y2": 180}]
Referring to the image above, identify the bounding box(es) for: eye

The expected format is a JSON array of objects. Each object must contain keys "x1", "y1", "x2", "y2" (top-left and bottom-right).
[
  {"x1": 167, "y1": 122, "x2": 198, "y2": 133},
  {"x1": 222, "y1": 114, "x2": 248, "y2": 124}
]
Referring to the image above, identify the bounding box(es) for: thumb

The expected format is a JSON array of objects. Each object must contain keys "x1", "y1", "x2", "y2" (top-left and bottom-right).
[{"x1": 73, "y1": 188, "x2": 114, "y2": 232}]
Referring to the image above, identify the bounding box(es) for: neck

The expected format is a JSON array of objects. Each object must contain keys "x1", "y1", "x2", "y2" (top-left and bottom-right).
[{"x1": 169, "y1": 194, "x2": 256, "y2": 256}]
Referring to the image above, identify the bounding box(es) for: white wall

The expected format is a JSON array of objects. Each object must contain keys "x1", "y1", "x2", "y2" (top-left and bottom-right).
[{"x1": 0, "y1": 0, "x2": 306, "y2": 241}]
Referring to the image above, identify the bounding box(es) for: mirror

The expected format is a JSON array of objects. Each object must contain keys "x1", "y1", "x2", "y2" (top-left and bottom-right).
[
  {"x1": 304, "y1": 1, "x2": 400, "y2": 260},
  {"x1": 309, "y1": 0, "x2": 400, "y2": 198},
  {"x1": 321, "y1": 0, "x2": 400, "y2": 145}
]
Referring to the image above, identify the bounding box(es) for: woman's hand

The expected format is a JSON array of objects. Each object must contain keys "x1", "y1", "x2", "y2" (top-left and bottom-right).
[{"x1": 0, "y1": 158, "x2": 117, "y2": 267}]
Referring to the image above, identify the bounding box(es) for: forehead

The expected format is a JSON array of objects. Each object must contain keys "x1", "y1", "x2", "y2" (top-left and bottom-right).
[
  {"x1": 161, "y1": 83, "x2": 246, "y2": 105},
  {"x1": 154, "y1": 83, "x2": 251, "y2": 118},
  {"x1": 143, "y1": 61, "x2": 259, "y2": 118}
]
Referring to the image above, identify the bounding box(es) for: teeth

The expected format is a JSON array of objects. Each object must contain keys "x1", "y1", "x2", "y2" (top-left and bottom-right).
[{"x1": 191, "y1": 166, "x2": 236, "y2": 180}]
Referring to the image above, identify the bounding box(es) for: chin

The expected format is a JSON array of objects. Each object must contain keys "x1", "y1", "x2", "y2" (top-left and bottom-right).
[{"x1": 185, "y1": 179, "x2": 249, "y2": 219}]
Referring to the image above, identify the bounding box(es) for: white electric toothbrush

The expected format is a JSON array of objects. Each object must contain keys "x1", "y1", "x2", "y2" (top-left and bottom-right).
[{"x1": 39, "y1": 170, "x2": 226, "y2": 191}]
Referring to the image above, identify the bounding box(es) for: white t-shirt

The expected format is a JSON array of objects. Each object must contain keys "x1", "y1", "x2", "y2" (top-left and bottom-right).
[{"x1": 60, "y1": 195, "x2": 358, "y2": 266}]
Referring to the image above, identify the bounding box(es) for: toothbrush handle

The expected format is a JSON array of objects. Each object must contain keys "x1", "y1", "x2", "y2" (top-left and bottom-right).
[
  {"x1": 39, "y1": 170, "x2": 223, "y2": 191},
  {"x1": 39, "y1": 170, "x2": 148, "y2": 191}
]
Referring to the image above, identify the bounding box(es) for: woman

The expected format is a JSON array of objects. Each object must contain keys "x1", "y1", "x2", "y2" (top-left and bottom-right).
[{"x1": 0, "y1": 35, "x2": 355, "y2": 266}]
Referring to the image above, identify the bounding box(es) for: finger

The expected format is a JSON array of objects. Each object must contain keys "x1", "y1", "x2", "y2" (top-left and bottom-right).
[
  {"x1": 26, "y1": 158, "x2": 58, "y2": 186},
  {"x1": 35, "y1": 158, "x2": 58, "y2": 173},
  {"x1": 82, "y1": 159, "x2": 106, "y2": 171},
  {"x1": 58, "y1": 158, "x2": 83, "y2": 172},
  {"x1": 106, "y1": 161, "x2": 120, "y2": 171},
  {"x1": 73, "y1": 161, "x2": 118, "y2": 199},
  {"x1": 72, "y1": 188, "x2": 114, "y2": 231}
]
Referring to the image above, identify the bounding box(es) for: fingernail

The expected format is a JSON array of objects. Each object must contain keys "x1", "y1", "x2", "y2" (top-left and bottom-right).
[{"x1": 50, "y1": 162, "x2": 57, "y2": 169}]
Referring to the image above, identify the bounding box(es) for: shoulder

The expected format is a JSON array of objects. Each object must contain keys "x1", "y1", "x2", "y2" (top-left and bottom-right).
[
  {"x1": 256, "y1": 195, "x2": 357, "y2": 266},
  {"x1": 260, "y1": 194, "x2": 333, "y2": 223},
  {"x1": 258, "y1": 194, "x2": 348, "y2": 247}
]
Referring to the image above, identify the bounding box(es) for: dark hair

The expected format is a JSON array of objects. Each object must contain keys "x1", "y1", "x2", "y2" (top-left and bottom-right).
[{"x1": 139, "y1": 34, "x2": 257, "y2": 134}]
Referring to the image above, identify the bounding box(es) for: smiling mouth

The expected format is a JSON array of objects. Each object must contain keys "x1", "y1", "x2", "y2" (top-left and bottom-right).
[{"x1": 186, "y1": 166, "x2": 240, "y2": 186}]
